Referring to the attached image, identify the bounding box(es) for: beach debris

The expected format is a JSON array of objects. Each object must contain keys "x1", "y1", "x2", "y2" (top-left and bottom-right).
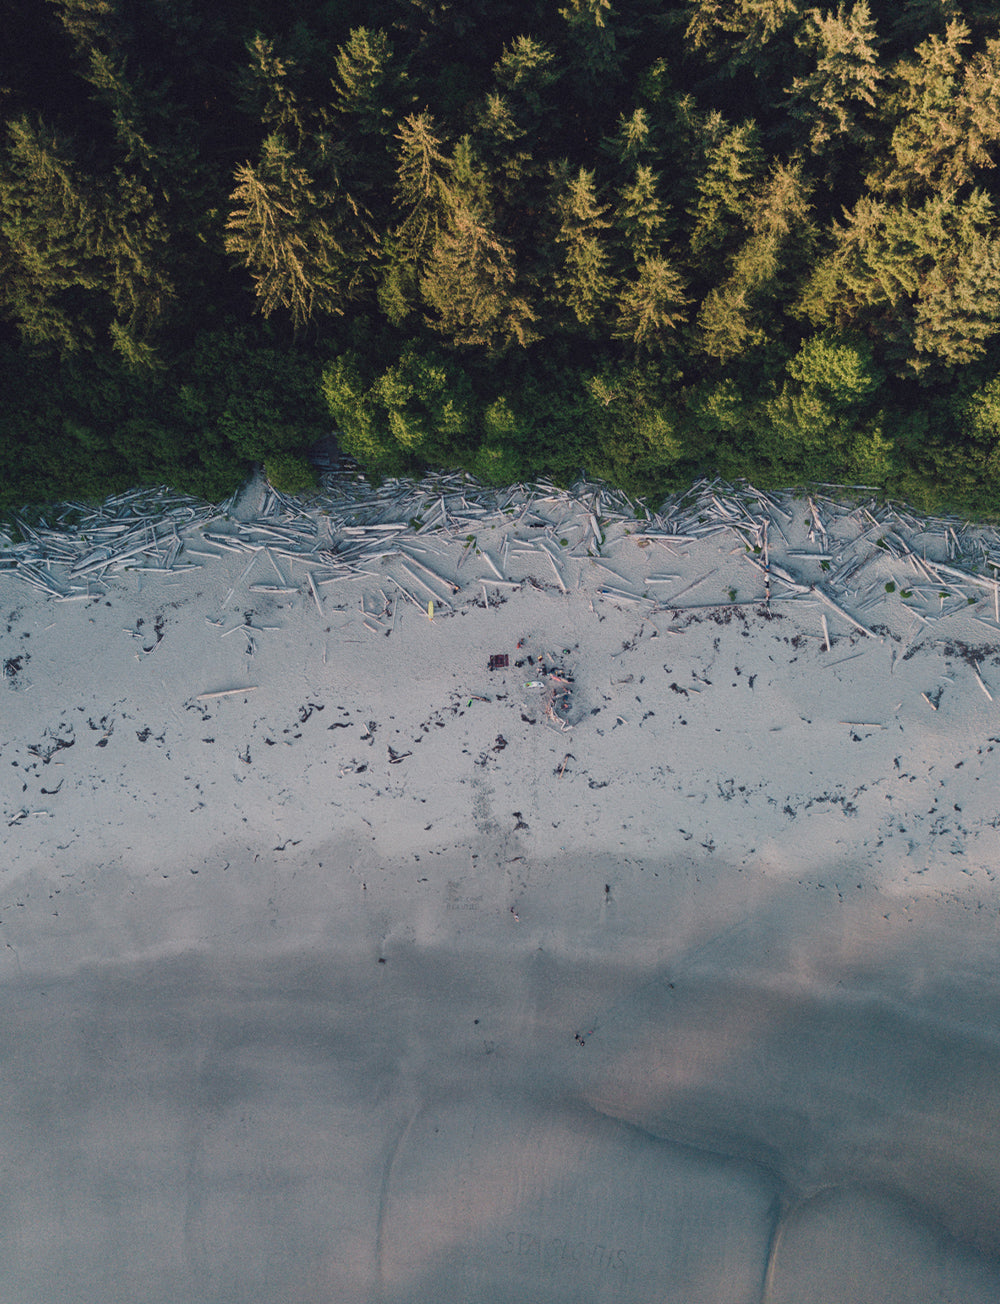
[
  {"x1": 195, "y1": 687, "x2": 260, "y2": 701},
  {"x1": 2, "y1": 654, "x2": 28, "y2": 685},
  {"x1": 5, "y1": 461, "x2": 1000, "y2": 664},
  {"x1": 307, "y1": 571, "x2": 323, "y2": 616},
  {"x1": 662, "y1": 571, "x2": 717, "y2": 605},
  {"x1": 488, "y1": 654, "x2": 509, "y2": 671},
  {"x1": 812, "y1": 586, "x2": 877, "y2": 639}
]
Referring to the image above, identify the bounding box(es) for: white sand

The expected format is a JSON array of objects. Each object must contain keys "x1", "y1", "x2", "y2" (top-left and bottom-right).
[{"x1": 4, "y1": 478, "x2": 1000, "y2": 1302}]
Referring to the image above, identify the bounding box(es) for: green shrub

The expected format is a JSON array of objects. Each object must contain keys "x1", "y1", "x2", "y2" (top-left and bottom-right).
[{"x1": 264, "y1": 452, "x2": 318, "y2": 494}]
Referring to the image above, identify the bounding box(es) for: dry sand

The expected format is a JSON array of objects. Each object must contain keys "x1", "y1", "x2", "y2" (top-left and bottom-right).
[{"x1": 3, "y1": 477, "x2": 1000, "y2": 1302}]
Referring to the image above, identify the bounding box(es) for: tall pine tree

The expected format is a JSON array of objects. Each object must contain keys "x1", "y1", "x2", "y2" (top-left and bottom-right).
[
  {"x1": 614, "y1": 163, "x2": 669, "y2": 263},
  {"x1": 550, "y1": 163, "x2": 615, "y2": 332},
  {"x1": 870, "y1": 22, "x2": 1000, "y2": 199},
  {"x1": 0, "y1": 114, "x2": 105, "y2": 352},
  {"x1": 688, "y1": 117, "x2": 765, "y2": 272},
  {"x1": 379, "y1": 112, "x2": 451, "y2": 324},
  {"x1": 225, "y1": 134, "x2": 367, "y2": 332},
  {"x1": 613, "y1": 256, "x2": 689, "y2": 354},
  {"x1": 226, "y1": 36, "x2": 376, "y2": 332},
  {"x1": 794, "y1": 188, "x2": 1000, "y2": 375},
  {"x1": 420, "y1": 138, "x2": 537, "y2": 352},
  {"x1": 695, "y1": 158, "x2": 814, "y2": 362},
  {"x1": 787, "y1": 1, "x2": 883, "y2": 156}
]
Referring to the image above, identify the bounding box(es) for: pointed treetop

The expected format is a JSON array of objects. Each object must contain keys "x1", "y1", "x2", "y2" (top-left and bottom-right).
[
  {"x1": 788, "y1": 1, "x2": 883, "y2": 153},
  {"x1": 331, "y1": 28, "x2": 403, "y2": 137}
]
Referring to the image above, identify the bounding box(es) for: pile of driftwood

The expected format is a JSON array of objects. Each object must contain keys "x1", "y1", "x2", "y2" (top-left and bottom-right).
[
  {"x1": 4, "y1": 466, "x2": 1000, "y2": 645},
  {"x1": 0, "y1": 487, "x2": 223, "y2": 599},
  {"x1": 654, "y1": 477, "x2": 1000, "y2": 641}
]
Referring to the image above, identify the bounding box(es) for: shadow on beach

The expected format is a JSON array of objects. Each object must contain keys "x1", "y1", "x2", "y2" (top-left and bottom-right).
[{"x1": 2, "y1": 857, "x2": 999, "y2": 1304}]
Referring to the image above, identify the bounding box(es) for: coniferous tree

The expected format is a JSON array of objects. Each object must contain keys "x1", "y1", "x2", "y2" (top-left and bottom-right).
[
  {"x1": 473, "y1": 93, "x2": 538, "y2": 247},
  {"x1": 225, "y1": 134, "x2": 366, "y2": 331},
  {"x1": 614, "y1": 256, "x2": 690, "y2": 354},
  {"x1": 393, "y1": 113, "x2": 452, "y2": 251},
  {"x1": 688, "y1": 117, "x2": 765, "y2": 271},
  {"x1": 906, "y1": 192, "x2": 1000, "y2": 370},
  {"x1": 795, "y1": 188, "x2": 1000, "y2": 374},
  {"x1": 788, "y1": 1, "x2": 883, "y2": 156},
  {"x1": 558, "y1": 0, "x2": 623, "y2": 91},
  {"x1": 0, "y1": 114, "x2": 105, "y2": 352},
  {"x1": 238, "y1": 32, "x2": 308, "y2": 142},
  {"x1": 420, "y1": 138, "x2": 537, "y2": 352},
  {"x1": 331, "y1": 28, "x2": 404, "y2": 142},
  {"x1": 615, "y1": 108, "x2": 653, "y2": 164},
  {"x1": 226, "y1": 35, "x2": 377, "y2": 332},
  {"x1": 472, "y1": 34, "x2": 561, "y2": 280},
  {"x1": 420, "y1": 205, "x2": 538, "y2": 351},
  {"x1": 886, "y1": 0, "x2": 964, "y2": 49},
  {"x1": 101, "y1": 173, "x2": 174, "y2": 368},
  {"x1": 0, "y1": 3, "x2": 179, "y2": 366},
  {"x1": 684, "y1": 0, "x2": 803, "y2": 72},
  {"x1": 46, "y1": 0, "x2": 206, "y2": 362},
  {"x1": 695, "y1": 158, "x2": 814, "y2": 362},
  {"x1": 550, "y1": 163, "x2": 616, "y2": 332},
  {"x1": 870, "y1": 21, "x2": 1000, "y2": 199},
  {"x1": 7, "y1": 0, "x2": 1000, "y2": 513},
  {"x1": 379, "y1": 112, "x2": 451, "y2": 324},
  {"x1": 492, "y1": 35, "x2": 561, "y2": 135},
  {"x1": 614, "y1": 163, "x2": 669, "y2": 263}
]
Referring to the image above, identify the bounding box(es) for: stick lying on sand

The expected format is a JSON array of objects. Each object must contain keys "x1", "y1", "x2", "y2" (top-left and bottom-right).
[
  {"x1": 812, "y1": 585, "x2": 877, "y2": 638},
  {"x1": 195, "y1": 687, "x2": 260, "y2": 701}
]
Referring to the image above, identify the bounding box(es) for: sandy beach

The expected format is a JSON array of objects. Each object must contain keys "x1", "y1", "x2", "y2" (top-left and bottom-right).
[{"x1": 3, "y1": 473, "x2": 1000, "y2": 1302}]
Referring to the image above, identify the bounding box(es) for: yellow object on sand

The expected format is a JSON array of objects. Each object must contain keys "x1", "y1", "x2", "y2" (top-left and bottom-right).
[{"x1": 428, "y1": 600, "x2": 434, "y2": 620}]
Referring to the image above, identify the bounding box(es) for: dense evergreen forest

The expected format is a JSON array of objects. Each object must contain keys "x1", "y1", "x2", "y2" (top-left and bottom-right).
[{"x1": 4, "y1": 0, "x2": 1000, "y2": 513}]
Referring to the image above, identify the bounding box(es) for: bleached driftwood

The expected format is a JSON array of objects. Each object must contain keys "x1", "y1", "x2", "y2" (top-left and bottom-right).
[{"x1": 195, "y1": 687, "x2": 260, "y2": 701}]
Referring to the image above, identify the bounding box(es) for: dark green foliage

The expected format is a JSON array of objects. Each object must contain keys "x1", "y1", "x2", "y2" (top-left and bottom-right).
[
  {"x1": 186, "y1": 328, "x2": 326, "y2": 460},
  {"x1": 322, "y1": 342, "x2": 477, "y2": 471},
  {"x1": 265, "y1": 452, "x2": 318, "y2": 494},
  {"x1": 4, "y1": 0, "x2": 1000, "y2": 516},
  {"x1": 0, "y1": 341, "x2": 247, "y2": 509},
  {"x1": 579, "y1": 365, "x2": 686, "y2": 496},
  {"x1": 760, "y1": 333, "x2": 890, "y2": 481}
]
